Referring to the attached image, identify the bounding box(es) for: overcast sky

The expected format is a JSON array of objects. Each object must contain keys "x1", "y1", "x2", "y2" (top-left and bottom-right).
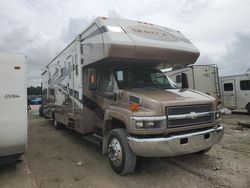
[{"x1": 0, "y1": 0, "x2": 250, "y2": 86}]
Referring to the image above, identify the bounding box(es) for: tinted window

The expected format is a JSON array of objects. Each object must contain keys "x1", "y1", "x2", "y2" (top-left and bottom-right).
[
  {"x1": 224, "y1": 83, "x2": 233, "y2": 91},
  {"x1": 240, "y1": 80, "x2": 250, "y2": 90}
]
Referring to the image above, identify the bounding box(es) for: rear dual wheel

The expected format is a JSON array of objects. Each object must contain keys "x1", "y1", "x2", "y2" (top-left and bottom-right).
[
  {"x1": 246, "y1": 103, "x2": 250, "y2": 115},
  {"x1": 52, "y1": 115, "x2": 62, "y2": 129},
  {"x1": 107, "y1": 129, "x2": 136, "y2": 175}
]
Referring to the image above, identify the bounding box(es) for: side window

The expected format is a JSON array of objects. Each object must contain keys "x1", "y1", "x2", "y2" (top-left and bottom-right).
[
  {"x1": 75, "y1": 65, "x2": 78, "y2": 76},
  {"x1": 98, "y1": 71, "x2": 114, "y2": 93},
  {"x1": 240, "y1": 80, "x2": 250, "y2": 90},
  {"x1": 114, "y1": 70, "x2": 125, "y2": 89},
  {"x1": 224, "y1": 83, "x2": 233, "y2": 91}
]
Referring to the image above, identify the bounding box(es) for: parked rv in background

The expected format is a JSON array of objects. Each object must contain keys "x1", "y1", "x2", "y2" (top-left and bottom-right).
[
  {"x1": 220, "y1": 72, "x2": 250, "y2": 114},
  {"x1": 165, "y1": 64, "x2": 220, "y2": 99},
  {"x1": 0, "y1": 52, "x2": 27, "y2": 164}
]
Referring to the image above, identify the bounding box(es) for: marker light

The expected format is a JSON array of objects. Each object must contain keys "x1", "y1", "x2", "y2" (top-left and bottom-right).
[
  {"x1": 14, "y1": 66, "x2": 21, "y2": 70},
  {"x1": 130, "y1": 103, "x2": 139, "y2": 111}
]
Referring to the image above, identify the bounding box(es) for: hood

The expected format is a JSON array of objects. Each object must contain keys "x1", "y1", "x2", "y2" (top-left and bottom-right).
[{"x1": 125, "y1": 88, "x2": 215, "y2": 107}]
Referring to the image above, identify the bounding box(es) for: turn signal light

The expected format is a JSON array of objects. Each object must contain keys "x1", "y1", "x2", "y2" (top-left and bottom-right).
[
  {"x1": 130, "y1": 103, "x2": 139, "y2": 111},
  {"x1": 14, "y1": 66, "x2": 21, "y2": 70}
]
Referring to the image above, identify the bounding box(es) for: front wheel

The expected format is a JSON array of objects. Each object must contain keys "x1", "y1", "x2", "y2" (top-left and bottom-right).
[{"x1": 107, "y1": 129, "x2": 136, "y2": 175}]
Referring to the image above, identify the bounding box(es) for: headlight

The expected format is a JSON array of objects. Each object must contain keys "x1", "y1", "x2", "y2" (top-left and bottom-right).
[
  {"x1": 145, "y1": 121, "x2": 155, "y2": 128},
  {"x1": 135, "y1": 121, "x2": 144, "y2": 129},
  {"x1": 135, "y1": 121, "x2": 156, "y2": 129},
  {"x1": 215, "y1": 111, "x2": 221, "y2": 120}
]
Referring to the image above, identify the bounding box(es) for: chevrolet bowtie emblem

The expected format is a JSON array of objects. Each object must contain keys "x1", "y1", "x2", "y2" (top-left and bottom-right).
[{"x1": 189, "y1": 112, "x2": 199, "y2": 119}]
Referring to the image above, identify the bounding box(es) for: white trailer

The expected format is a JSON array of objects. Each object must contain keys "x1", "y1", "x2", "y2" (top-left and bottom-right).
[
  {"x1": 0, "y1": 52, "x2": 27, "y2": 163},
  {"x1": 220, "y1": 73, "x2": 250, "y2": 114},
  {"x1": 165, "y1": 64, "x2": 220, "y2": 99}
]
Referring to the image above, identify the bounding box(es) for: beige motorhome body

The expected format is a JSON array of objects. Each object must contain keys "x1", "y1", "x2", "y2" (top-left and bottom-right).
[
  {"x1": 220, "y1": 73, "x2": 250, "y2": 113},
  {"x1": 0, "y1": 52, "x2": 27, "y2": 163},
  {"x1": 165, "y1": 64, "x2": 221, "y2": 99},
  {"x1": 41, "y1": 17, "x2": 223, "y2": 175}
]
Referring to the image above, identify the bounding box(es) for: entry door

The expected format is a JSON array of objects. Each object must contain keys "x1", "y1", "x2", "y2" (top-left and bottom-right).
[
  {"x1": 238, "y1": 79, "x2": 250, "y2": 109},
  {"x1": 222, "y1": 80, "x2": 237, "y2": 109},
  {"x1": 66, "y1": 56, "x2": 74, "y2": 114}
]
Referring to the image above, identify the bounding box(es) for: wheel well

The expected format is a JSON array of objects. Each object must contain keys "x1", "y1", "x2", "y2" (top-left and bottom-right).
[
  {"x1": 102, "y1": 118, "x2": 126, "y2": 154},
  {"x1": 104, "y1": 118, "x2": 126, "y2": 135}
]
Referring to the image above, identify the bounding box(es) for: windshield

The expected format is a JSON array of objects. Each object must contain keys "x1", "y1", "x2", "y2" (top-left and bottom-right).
[{"x1": 113, "y1": 68, "x2": 176, "y2": 89}]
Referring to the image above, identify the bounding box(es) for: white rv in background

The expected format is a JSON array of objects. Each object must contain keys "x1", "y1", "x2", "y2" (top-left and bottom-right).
[
  {"x1": 220, "y1": 73, "x2": 250, "y2": 114},
  {"x1": 0, "y1": 52, "x2": 27, "y2": 163},
  {"x1": 165, "y1": 64, "x2": 220, "y2": 99}
]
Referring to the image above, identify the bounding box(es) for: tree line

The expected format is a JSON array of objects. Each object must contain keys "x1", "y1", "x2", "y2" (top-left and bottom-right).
[{"x1": 27, "y1": 86, "x2": 41, "y2": 96}]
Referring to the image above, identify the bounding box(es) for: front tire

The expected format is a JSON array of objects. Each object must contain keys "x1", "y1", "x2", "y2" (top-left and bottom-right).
[
  {"x1": 107, "y1": 129, "x2": 136, "y2": 175},
  {"x1": 196, "y1": 147, "x2": 212, "y2": 154}
]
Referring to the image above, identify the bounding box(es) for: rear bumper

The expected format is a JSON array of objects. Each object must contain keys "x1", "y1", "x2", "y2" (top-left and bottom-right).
[
  {"x1": 0, "y1": 144, "x2": 25, "y2": 158},
  {"x1": 0, "y1": 154, "x2": 22, "y2": 165},
  {"x1": 127, "y1": 125, "x2": 224, "y2": 157}
]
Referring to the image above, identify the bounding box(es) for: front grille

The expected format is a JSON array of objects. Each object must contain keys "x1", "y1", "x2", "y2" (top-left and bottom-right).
[{"x1": 166, "y1": 104, "x2": 214, "y2": 128}]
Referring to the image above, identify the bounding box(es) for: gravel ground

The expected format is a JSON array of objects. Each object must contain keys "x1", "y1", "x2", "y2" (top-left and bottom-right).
[{"x1": 0, "y1": 105, "x2": 250, "y2": 188}]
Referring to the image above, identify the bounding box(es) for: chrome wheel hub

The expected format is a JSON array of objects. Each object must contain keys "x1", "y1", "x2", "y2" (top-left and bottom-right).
[
  {"x1": 108, "y1": 138, "x2": 122, "y2": 166},
  {"x1": 54, "y1": 120, "x2": 57, "y2": 127}
]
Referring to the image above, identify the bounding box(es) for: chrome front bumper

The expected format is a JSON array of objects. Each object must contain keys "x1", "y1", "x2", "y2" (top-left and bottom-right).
[{"x1": 127, "y1": 126, "x2": 224, "y2": 157}]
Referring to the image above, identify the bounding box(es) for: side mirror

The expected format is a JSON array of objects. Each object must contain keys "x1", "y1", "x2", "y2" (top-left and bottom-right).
[
  {"x1": 88, "y1": 68, "x2": 97, "y2": 90},
  {"x1": 181, "y1": 73, "x2": 189, "y2": 89},
  {"x1": 113, "y1": 90, "x2": 122, "y2": 102}
]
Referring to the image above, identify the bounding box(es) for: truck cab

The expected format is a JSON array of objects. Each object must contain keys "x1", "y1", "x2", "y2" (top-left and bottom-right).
[{"x1": 84, "y1": 62, "x2": 223, "y2": 175}]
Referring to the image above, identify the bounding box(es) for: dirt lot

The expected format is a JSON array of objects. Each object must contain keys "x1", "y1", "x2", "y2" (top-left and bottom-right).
[{"x1": 0, "y1": 106, "x2": 250, "y2": 188}]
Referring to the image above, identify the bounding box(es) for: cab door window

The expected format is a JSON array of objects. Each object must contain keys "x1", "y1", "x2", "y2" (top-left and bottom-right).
[{"x1": 98, "y1": 71, "x2": 114, "y2": 94}]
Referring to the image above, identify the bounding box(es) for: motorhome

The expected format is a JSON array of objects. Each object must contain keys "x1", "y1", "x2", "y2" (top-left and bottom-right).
[
  {"x1": 220, "y1": 73, "x2": 250, "y2": 114},
  {"x1": 165, "y1": 64, "x2": 220, "y2": 99},
  {"x1": 0, "y1": 52, "x2": 27, "y2": 164},
  {"x1": 41, "y1": 17, "x2": 223, "y2": 175}
]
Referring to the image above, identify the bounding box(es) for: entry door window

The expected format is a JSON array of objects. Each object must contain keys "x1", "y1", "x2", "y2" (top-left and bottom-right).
[
  {"x1": 224, "y1": 83, "x2": 233, "y2": 91},
  {"x1": 98, "y1": 71, "x2": 114, "y2": 93}
]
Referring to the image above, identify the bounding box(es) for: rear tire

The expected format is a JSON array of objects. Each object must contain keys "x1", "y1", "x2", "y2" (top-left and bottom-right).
[
  {"x1": 107, "y1": 129, "x2": 136, "y2": 175},
  {"x1": 196, "y1": 147, "x2": 212, "y2": 154},
  {"x1": 39, "y1": 106, "x2": 44, "y2": 117},
  {"x1": 246, "y1": 103, "x2": 250, "y2": 115},
  {"x1": 52, "y1": 115, "x2": 62, "y2": 129}
]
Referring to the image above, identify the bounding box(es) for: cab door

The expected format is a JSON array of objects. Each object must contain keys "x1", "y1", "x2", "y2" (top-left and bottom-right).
[
  {"x1": 95, "y1": 70, "x2": 115, "y2": 126},
  {"x1": 221, "y1": 79, "x2": 237, "y2": 109}
]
